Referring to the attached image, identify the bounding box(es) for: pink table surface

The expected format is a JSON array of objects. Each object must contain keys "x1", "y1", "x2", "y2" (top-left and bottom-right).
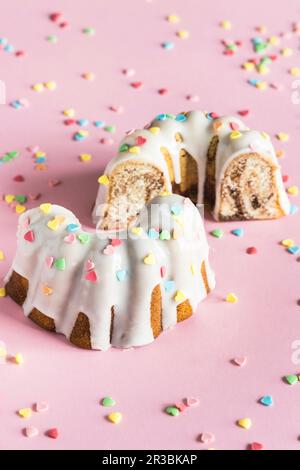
[{"x1": 0, "y1": 0, "x2": 300, "y2": 451}]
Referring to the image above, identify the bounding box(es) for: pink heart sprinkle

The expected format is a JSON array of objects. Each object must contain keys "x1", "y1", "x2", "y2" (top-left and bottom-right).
[
  {"x1": 103, "y1": 244, "x2": 115, "y2": 255},
  {"x1": 136, "y1": 136, "x2": 147, "y2": 146},
  {"x1": 250, "y1": 442, "x2": 264, "y2": 451},
  {"x1": 100, "y1": 138, "x2": 114, "y2": 145},
  {"x1": 233, "y1": 357, "x2": 247, "y2": 367},
  {"x1": 45, "y1": 256, "x2": 54, "y2": 269},
  {"x1": 110, "y1": 238, "x2": 122, "y2": 247},
  {"x1": 175, "y1": 402, "x2": 187, "y2": 412},
  {"x1": 34, "y1": 401, "x2": 49, "y2": 413},
  {"x1": 64, "y1": 234, "x2": 75, "y2": 244},
  {"x1": 85, "y1": 259, "x2": 95, "y2": 271},
  {"x1": 230, "y1": 122, "x2": 239, "y2": 131},
  {"x1": 85, "y1": 270, "x2": 98, "y2": 283},
  {"x1": 199, "y1": 432, "x2": 215, "y2": 444},
  {"x1": 186, "y1": 397, "x2": 200, "y2": 407},
  {"x1": 24, "y1": 230, "x2": 35, "y2": 243},
  {"x1": 24, "y1": 426, "x2": 39, "y2": 438}
]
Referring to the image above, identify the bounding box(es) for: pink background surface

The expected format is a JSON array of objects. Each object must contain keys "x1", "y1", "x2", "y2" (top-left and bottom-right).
[{"x1": 0, "y1": 0, "x2": 300, "y2": 450}]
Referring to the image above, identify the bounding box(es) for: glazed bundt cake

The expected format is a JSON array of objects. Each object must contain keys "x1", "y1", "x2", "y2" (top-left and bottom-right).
[
  {"x1": 5, "y1": 195, "x2": 215, "y2": 350},
  {"x1": 93, "y1": 111, "x2": 290, "y2": 229}
]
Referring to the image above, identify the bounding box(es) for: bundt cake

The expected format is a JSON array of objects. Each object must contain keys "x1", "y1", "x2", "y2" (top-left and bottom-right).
[
  {"x1": 93, "y1": 111, "x2": 291, "y2": 229},
  {"x1": 5, "y1": 195, "x2": 215, "y2": 350}
]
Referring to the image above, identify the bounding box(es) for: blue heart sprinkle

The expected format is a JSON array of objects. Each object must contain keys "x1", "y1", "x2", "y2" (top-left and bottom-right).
[
  {"x1": 164, "y1": 280, "x2": 175, "y2": 292},
  {"x1": 156, "y1": 114, "x2": 167, "y2": 121},
  {"x1": 76, "y1": 119, "x2": 89, "y2": 127},
  {"x1": 94, "y1": 120, "x2": 105, "y2": 128},
  {"x1": 290, "y1": 205, "x2": 299, "y2": 215},
  {"x1": 288, "y1": 245, "x2": 300, "y2": 255},
  {"x1": 231, "y1": 228, "x2": 244, "y2": 237},
  {"x1": 171, "y1": 205, "x2": 182, "y2": 216},
  {"x1": 67, "y1": 223, "x2": 80, "y2": 233},
  {"x1": 148, "y1": 228, "x2": 159, "y2": 240},
  {"x1": 116, "y1": 270, "x2": 127, "y2": 282},
  {"x1": 260, "y1": 395, "x2": 273, "y2": 407},
  {"x1": 175, "y1": 114, "x2": 187, "y2": 122}
]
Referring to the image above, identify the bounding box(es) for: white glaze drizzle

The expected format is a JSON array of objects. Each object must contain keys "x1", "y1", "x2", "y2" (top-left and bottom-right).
[{"x1": 8, "y1": 195, "x2": 215, "y2": 351}]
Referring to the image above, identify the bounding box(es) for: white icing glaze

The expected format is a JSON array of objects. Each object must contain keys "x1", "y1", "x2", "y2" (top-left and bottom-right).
[
  {"x1": 8, "y1": 195, "x2": 215, "y2": 351},
  {"x1": 93, "y1": 111, "x2": 290, "y2": 223}
]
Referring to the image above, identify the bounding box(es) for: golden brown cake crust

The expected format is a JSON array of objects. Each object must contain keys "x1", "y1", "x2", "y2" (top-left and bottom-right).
[
  {"x1": 70, "y1": 312, "x2": 92, "y2": 350},
  {"x1": 151, "y1": 285, "x2": 162, "y2": 338},
  {"x1": 28, "y1": 308, "x2": 56, "y2": 332},
  {"x1": 177, "y1": 300, "x2": 193, "y2": 323},
  {"x1": 5, "y1": 271, "x2": 29, "y2": 306}
]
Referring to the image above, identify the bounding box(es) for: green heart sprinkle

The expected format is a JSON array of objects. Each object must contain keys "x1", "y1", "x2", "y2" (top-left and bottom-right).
[
  {"x1": 160, "y1": 230, "x2": 171, "y2": 241},
  {"x1": 165, "y1": 406, "x2": 180, "y2": 417},
  {"x1": 15, "y1": 195, "x2": 27, "y2": 203},
  {"x1": 211, "y1": 229, "x2": 224, "y2": 239},
  {"x1": 119, "y1": 144, "x2": 129, "y2": 153},
  {"x1": 54, "y1": 257, "x2": 66, "y2": 271},
  {"x1": 102, "y1": 396, "x2": 116, "y2": 407},
  {"x1": 77, "y1": 233, "x2": 90, "y2": 244},
  {"x1": 285, "y1": 375, "x2": 298, "y2": 385}
]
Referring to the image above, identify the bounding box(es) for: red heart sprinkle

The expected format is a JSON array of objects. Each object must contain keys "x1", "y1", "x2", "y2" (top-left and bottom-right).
[
  {"x1": 250, "y1": 442, "x2": 264, "y2": 451},
  {"x1": 282, "y1": 175, "x2": 289, "y2": 183},
  {"x1": 136, "y1": 136, "x2": 147, "y2": 146},
  {"x1": 13, "y1": 175, "x2": 24, "y2": 182},
  {"x1": 158, "y1": 88, "x2": 168, "y2": 95},
  {"x1": 64, "y1": 119, "x2": 75, "y2": 125},
  {"x1": 130, "y1": 81, "x2": 143, "y2": 89},
  {"x1": 160, "y1": 266, "x2": 166, "y2": 278},
  {"x1": 110, "y1": 239, "x2": 122, "y2": 247},
  {"x1": 85, "y1": 270, "x2": 98, "y2": 283},
  {"x1": 46, "y1": 428, "x2": 59, "y2": 439},
  {"x1": 24, "y1": 231, "x2": 35, "y2": 243},
  {"x1": 238, "y1": 110, "x2": 249, "y2": 117},
  {"x1": 247, "y1": 247, "x2": 257, "y2": 255}
]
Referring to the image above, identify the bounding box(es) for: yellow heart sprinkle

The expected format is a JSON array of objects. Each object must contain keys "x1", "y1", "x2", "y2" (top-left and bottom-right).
[
  {"x1": 44, "y1": 81, "x2": 57, "y2": 90},
  {"x1": 268, "y1": 35, "x2": 280, "y2": 46},
  {"x1": 131, "y1": 227, "x2": 143, "y2": 236},
  {"x1": 47, "y1": 219, "x2": 60, "y2": 231},
  {"x1": 167, "y1": 14, "x2": 180, "y2": 23},
  {"x1": 35, "y1": 151, "x2": 46, "y2": 158},
  {"x1": 5, "y1": 194, "x2": 15, "y2": 204},
  {"x1": 257, "y1": 82, "x2": 267, "y2": 90},
  {"x1": 15, "y1": 353, "x2": 24, "y2": 365},
  {"x1": 32, "y1": 83, "x2": 44, "y2": 92},
  {"x1": 220, "y1": 20, "x2": 232, "y2": 30},
  {"x1": 15, "y1": 205, "x2": 26, "y2": 214},
  {"x1": 98, "y1": 175, "x2": 110, "y2": 186},
  {"x1": 281, "y1": 48, "x2": 293, "y2": 57},
  {"x1": 226, "y1": 293, "x2": 239, "y2": 303},
  {"x1": 0, "y1": 250, "x2": 4, "y2": 261},
  {"x1": 190, "y1": 264, "x2": 196, "y2": 275},
  {"x1": 282, "y1": 239, "x2": 295, "y2": 248},
  {"x1": 172, "y1": 228, "x2": 180, "y2": 240},
  {"x1": 277, "y1": 132, "x2": 289, "y2": 142},
  {"x1": 0, "y1": 346, "x2": 7, "y2": 358},
  {"x1": 149, "y1": 127, "x2": 160, "y2": 135},
  {"x1": 129, "y1": 146, "x2": 141, "y2": 154},
  {"x1": 42, "y1": 284, "x2": 53, "y2": 296},
  {"x1": 63, "y1": 108, "x2": 75, "y2": 117},
  {"x1": 177, "y1": 30, "x2": 189, "y2": 39},
  {"x1": 258, "y1": 65, "x2": 270, "y2": 76},
  {"x1": 80, "y1": 153, "x2": 92, "y2": 162},
  {"x1": 18, "y1": 408, "x2": 32, "y2": 419},
  {"x1": 108, "y1": 412, "x2": 122, "y2": 424},
  {"x1": 290, "y1": 67, "x2": 300, "y2": 77},
  {"x1": 230, "y1": 131, "x2": 242, "y2": 140},
  {"x1": 237, "y1": 418, "x2": 252, "y2": 430},
  {"x1": 243, "y1": 62, "x2": 255, "y2": 71},
  {"x1": 0, "y1": 287, "x2": 6, "y2": 298},
  {"x1": 288, "y1": 186, "x2": 298, "y2": 196},
  {"x1": 174, "y1": 290, "x2": 186, "y2": 303},
  {"x1": 261, "y1": 132, "x2": 270, "y2": 141},
  {"x1": 144, "y1": 253, "x2": 156, "y2": 265},
  {"x1": 40, "y1": 203, "x2": 52, "y2": 214}
]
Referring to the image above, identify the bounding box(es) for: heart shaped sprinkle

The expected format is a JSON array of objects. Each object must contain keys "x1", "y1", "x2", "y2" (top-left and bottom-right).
[
  {"x1": 39, "y1": 203, "x2": 52, "y2": 214},
  {"x1": 231, "y1": 228, "x2": 244, "y2": 237},
  {"x1": 250, "y1": 442, "x2": 264, "y2": 451},
  {"x1": 285, "y1": 375, "x2": 298, "y2": 385},
  {"x1": 144, "y1": 253, "x2": 155, "y2": 265},
  {"x1": 171, "y1": 204, "x2": 182, "y2": 216},
  {"x1": 64, "y1": 234, "x2": 75, "y2": 244},
  {"x1": 116, "y1": 270, "x2": 127, "y2": 282},
  {"x1": 103, "y1": 244, "x2": 115, "y2": 255},
  {"x1": 110, "y1": 238, "x2": 122, "y2": 247},
  {"x1": 211, "y1": 229, "x2": 224, "y2": 238},
  {"x1": 24, "y1": 230, "x2": 35, "y2": 243},
  {"x1": 160, "y1": 230, "x2": 171, "y2": 241},
  {"x1": 230, "y1": 122, "x2": 240, "y2": 131},
  {"x1": 119, "y1": 143, "x2": 130, "y2": 153},
  {"x1": 226, "y1": 293, "x2": 239, "y2": 303},
  {"x1": 101, "y1": 396, "x2": 116, "y2": 407},
  {"x1": 237, "y1": 418, "x2": 252, "y2": 430},
  {"x1": 45, "y1": 256, "x2": 54, "y2": 268},
  {"x1": 136, "y1": 136, "x2": 147, "y2": 146},
  {"x1": 47, "y1": 218, "x2": 60, "y2": 231},
  {"x1": 34, "y1": 401, "x2": 49, "y2": 413},
  {"x1": 108, "y1": 412, "x2": 122, "y2": 424},
  {"x1": 186, "y1": 397, "x2": 200, "y2": 407},
  {"x1": 98, "y1": 175, "x2": 110, "y2": 185},
  {"x1": 131, "y1": 227, "x2": 143, "y2": 236},
  {"x1": 24, "y1": 426, "x2": 39, "y2": 438},
  {"x1": 85, "y1": 270, "x2": 98, "y2": 283},
  {"x1": 67, "y1": 223, "x2": 80, "y2": 233},
  {"x1": 42, "y1": 284, "x2": 53, "y2": 296},
  {"x1": 46, "y1": 428, "x2": 59, "y2": 439},
  {"x1": 230, "y1": 130, "x2": 242, "y2": 140},
  {"x1": 85, "y1": 259, "x2": 95, "y2": 271},
  {"x1": 160, "y1": 266, "x2": 166, "y2": 278},
  {"x1": 174, "y1": 290, "x2": 186, "y2": 303},
  {"x1": 129, "y1": 146, "x2": 140, "y2": 154},
  {"x1": 259, "y1": 395, "x2": 273, "y2": 407},
  {"x1": 165, "y1": 407, "x2": 180, "y2": 417},
  {"x1": 77, "y1": 233, "x2": 90, "y2": 244},
  {"x1": 148, "y1": 228, "x2": 159, "y2": 240},
  {"x1": 164, "y1": 280, "x2": 175, "y2": 292},
  {"x1": 199, "y1": 432, "x2": 215, "y2": 444},
  {"x1": 54, "y1": 258, "x2": 66, "y2": 271},
  {"x1": 233, "y1": 357, "x2": 247, "y2": 367},
  {"x1": 18, "y1": 408, "x2": 32, "y2": 419}
]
